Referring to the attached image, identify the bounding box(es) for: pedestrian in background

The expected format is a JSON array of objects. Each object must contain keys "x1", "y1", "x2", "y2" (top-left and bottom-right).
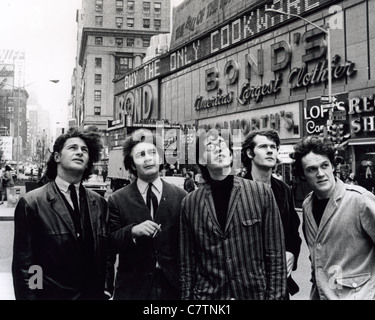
[
  {"x1": 291, "y1": 136, "x2": 375, "y2": 300},
  {"x1": 241, "y1": 129, "x2": 302, "y2": 297},
  {"x1": 2, "y1": 165, "x2": 15, "y2": 202},
  {"x1": 183, "y1": 171, "x2": 195, "y2": 193},
  {"x1": 12, "y1": 127, "x2": 114, "y2": 300},
  {"x1": 108, "y1": 129, "x2": 186, "y2": 300},
  {"x1": 180, "y1": 129, "x2": 287, "y2": 300},
  {"x1": 102, "y1": 165, "x2": 108, "y2": 183}
]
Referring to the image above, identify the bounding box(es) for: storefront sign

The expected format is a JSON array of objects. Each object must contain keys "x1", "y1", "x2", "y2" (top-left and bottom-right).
[
  {"x1": 170, "y1": 0, "x2": 334, "y2": 50},
  {"x1": 349, "y1": 95, "x2": 375, "y2": 137},
  {"x1": 304, "y1": 93, "x2": 349, "y2": 135},
  {"x1": 116, "y1": 80, "x2": 159, "y2": 124},
  {"x1": 198, "y1": 102, "x2": 300, "y2": 140}
]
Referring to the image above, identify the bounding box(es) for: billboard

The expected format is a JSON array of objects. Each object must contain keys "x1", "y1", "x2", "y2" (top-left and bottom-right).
[{"x1": 0, "y1": 64, "x2": 14, "y2": 89}]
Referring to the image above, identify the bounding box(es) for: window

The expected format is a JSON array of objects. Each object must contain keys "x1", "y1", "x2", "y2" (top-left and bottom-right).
[
  {"x1": 116, "y1": 0, "x2": 123, "y2": 12},
  {"x1": 127, "y1": 0, "x2": 134, "y2": 11},
  {"x1": 94, "y1": 90, "x2": 102, "y2": 101},
  {"x1": 154, "y1": 2, "x2": 161, "y2": 13},
  {"x1": 143, "y1": 38, "x2": 150, "y2": 47},
  {"x1": 95, "y1": 74, "x2": 102, "y2": 84},
  {"x1": 94, "y1": 107, "x2": 101, "y2": 115},
  {"x1": 116, "y1": 17, "x2": 123, "y2": 28},
  {"x1": 95, "y1": 0, "x2": 103, "y2": 11},
  {"x1": 115, "y1": 57, "x2": 134, "y2": 77},
  {"x1": 127, "y1": 17, "x2": 134, "y2": 28},
  {"x1": 154, "y1": 19, "x2": 161, "y2": 30},
  {"x1": 95, "y1": 37, "x2": 103, "y2": 45},
  {"x1": 126, "y1": 38, "x2": 134, "y2": 47},
  {"x1": 143, "y1": 19, "x2": 150, "y2": 29},
  {"x1": 95, "y1": 58, "x2": 102, "y2": 68},
  {"x1": 95, "y1": 16, "x2": 103, "y2": 26},
  {"x1": 143, "y1": 1, "x2": 150, "y2": 13},
  {"x1": 115, "y1": 38, "x2": 123, "y2": 47}
]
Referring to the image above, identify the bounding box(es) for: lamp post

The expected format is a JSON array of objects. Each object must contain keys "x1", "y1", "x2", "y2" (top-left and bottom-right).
[{"x1": 265, "y1": 8, "x2": 332, "y2": 124}]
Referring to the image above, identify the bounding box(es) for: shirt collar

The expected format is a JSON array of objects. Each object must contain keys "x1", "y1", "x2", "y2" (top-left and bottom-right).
[
  {"x1": 55, "y1": 175, "x2": 80, "y2": 193},
  {"x1": 137, "y1": 176, "x2": 162, "y2": 195}
]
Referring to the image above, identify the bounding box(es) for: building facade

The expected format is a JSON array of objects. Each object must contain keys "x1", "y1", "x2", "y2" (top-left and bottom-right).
[
  {"x1": 73, "y1": 0, "x2": 171, "y2": 131},
  {"x1": 112, "y1": 0, "x2": 375, "y2": 205}
]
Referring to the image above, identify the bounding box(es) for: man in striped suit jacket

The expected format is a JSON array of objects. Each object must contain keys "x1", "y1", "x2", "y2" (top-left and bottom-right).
[{"x1": 179, "y1": 129, "x2": 287, "y2": 300}]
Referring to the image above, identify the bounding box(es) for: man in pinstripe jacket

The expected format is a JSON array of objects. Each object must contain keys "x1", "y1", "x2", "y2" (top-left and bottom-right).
[{"x1": 179, "y1": 129, "x2": 287, "y2": 300}]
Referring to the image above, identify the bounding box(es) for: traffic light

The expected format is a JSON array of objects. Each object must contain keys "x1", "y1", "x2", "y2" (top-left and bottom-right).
[
  {"x1": 328, "y1": 124, "x2": 338, "y2": 142},
  {"x1": 337, "y1": 123, "x2": 344, "y2": 141}
]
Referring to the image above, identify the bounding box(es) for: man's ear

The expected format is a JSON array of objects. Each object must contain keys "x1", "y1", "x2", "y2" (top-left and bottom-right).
[
  {"x1": 54, "y1": 152, "x2": 60, "y2": 163},
  {"x1": 246, "y1": 149, "x2": 253, "y2": 159}
]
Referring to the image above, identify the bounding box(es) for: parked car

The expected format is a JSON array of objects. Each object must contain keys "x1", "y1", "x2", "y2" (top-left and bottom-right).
[{"x1": 83, "y1": 174, "x2": 107, "y2": 197}]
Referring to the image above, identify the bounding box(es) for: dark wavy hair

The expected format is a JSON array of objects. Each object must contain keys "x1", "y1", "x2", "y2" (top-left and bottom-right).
[
  {"x1": 290, "y1": 136, "x2": 336, "y2": 178},
  {"x1": 123, "y1": 129, "x2": 164, "y2": 177},
  {"x1": 195, "y1": 128, "x2": 233, "y2": 182},
  {"x1": 45, "y1": 127, "x2": 103, "y2": 181},
  {"x1": 241, "y1": 129, "x2": 280, "y2": 171}
]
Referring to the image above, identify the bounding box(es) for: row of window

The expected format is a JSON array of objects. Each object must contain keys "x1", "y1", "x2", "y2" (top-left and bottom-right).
[
  {"x1": 93, "y1": 55, "x2": 134, "y2": 115},
  {"x1": 95, "y1": 36, "x2": 150, "y2": 48},
  {"x1": 96, "y1": 0, "x2": 162, "y2": 14},
  {"x1": 95, "y1": 16, "x2": 162, "y2": 30}
]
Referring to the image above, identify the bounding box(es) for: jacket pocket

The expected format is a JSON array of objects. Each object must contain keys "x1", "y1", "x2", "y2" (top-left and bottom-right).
[
  {"x1": 242, "y1": 218, "x2": 260, "y2": 226},
  {"x1": 336, "y1": 273, "x2": 371, "y2": 290}
]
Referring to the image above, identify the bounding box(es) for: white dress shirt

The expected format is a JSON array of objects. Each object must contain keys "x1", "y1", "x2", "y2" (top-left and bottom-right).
[{"x1": 55, "y1": 175, "x2": 80, "y2": 211}]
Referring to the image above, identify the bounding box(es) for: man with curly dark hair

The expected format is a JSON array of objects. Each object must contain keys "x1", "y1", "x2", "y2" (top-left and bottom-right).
[{"x1": 12, "y1": 127, "x2": 114, "y2": 300}]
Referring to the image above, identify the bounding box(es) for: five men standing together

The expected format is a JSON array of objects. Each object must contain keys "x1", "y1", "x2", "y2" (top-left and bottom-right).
[{"x1": 11, "y1": 126, "x2": 375, "y2": 300}]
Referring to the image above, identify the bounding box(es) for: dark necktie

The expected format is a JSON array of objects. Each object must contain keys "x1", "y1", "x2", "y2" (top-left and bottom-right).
[
  {"x1": 69, "y1": 183, "x2": 80, "y2": 216},
  {"x1": 146, "y1": 183, "x2": 158, "y2": 216},
  {"x1": 68, "y1": 184, "x2": 82, "y2": 236}
]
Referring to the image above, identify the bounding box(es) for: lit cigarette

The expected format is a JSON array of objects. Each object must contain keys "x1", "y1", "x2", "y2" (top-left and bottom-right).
[{"x1": 152, "y1": 224, "x2": 161, "y2": 238}]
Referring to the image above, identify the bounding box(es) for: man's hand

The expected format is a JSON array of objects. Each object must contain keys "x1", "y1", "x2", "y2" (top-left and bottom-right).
[
  {"x1": 286, "y1": 251, "x2": 295, "y2": 278},
  {"x1": 132, "y1": 220, "x2": 162, "y2": 238}
]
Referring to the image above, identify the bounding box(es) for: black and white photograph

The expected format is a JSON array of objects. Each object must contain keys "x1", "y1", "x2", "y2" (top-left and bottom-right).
[{"x1": 1, "y1": 0, "x2": 375, "y2": 312}]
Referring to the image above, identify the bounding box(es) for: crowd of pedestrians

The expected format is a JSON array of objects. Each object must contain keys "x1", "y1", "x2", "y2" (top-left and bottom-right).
[{"x1": 9, "y1": 126, "x2": 375, "y2": 300}]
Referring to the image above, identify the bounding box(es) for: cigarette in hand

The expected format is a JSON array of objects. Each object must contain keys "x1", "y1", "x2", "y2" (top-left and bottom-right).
[{"x1": 152, "y1": 224, "x2": 161, "y2": 238}]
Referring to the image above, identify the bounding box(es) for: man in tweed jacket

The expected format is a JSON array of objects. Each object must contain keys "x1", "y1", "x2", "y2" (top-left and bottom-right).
[{"x1": 179, "y1": 129, "x2": 287, "y2": 300}]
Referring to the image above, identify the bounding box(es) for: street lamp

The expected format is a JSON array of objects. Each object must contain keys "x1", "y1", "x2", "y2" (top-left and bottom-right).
[
  {"x1": 265, "y1": 8, "x2": 332, "y2": 123},
  {"x1": 2, "y1": 80, "x2": 59, "y2": 177}
]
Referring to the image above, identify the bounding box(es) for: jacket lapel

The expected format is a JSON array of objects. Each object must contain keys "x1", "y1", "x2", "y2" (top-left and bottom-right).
[
  {"x1": 204, "y1": 184, "x2": 222, "y2": 233},
  {"x1": 315, "y1": 180, "x2": 344, "y2": 237},
  {"x1": 224, "y1": 176, "x2": 240, "y2": 233},
  {"x1": 48, "y1": 182, "x2": 78, "y2": 239},
  {"x1": 84, "y1": 188, "x2": 99, "y2": 249}
]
